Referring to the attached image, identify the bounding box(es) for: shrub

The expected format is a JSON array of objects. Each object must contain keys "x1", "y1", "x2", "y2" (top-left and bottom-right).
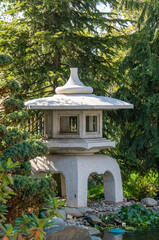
[
  {"x1": 1, "y1": 141, "x2": 48, "y2": 163},
  {"x1": 6, "y1": 176, "x2": 56, "y2": 221},
  {"x1": 123, "y1": 170, "x2": 159, "y2": 200},
  {"x1": 3, "y1": 99, "x2": 24, "y2": 114}
]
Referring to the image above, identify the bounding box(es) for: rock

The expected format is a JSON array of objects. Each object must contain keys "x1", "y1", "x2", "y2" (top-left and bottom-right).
[
  {"x1": 91, "y1": 237, "x2": 102, "y2": 240},
  {"x1": 46, "y1": 226, "x2": 91, "y2": 240},
  {"x1": 79, "y1": 225, "x2": 100, "y2": 236},
  {"x1": 58, "y1": 209, "x2": 67, "y2": 220},
  {"x1": 66, "y1": 220, "x2": 76, "y2": 225},
  {"x1": 124, "y1": 202, "x2": 132, "y2": 206},
  {"x1": 153, "y1": 206, "x2": 159, "y2": 210},
  {"x1": 107, "y1": 223, "x2": 114, "y2": 227},
  {"x1": 53, "y1": 217, "x2": 67, "y2": 226},
  {"x1": 113, "y1": 207, "x2": 121, "y2": 212},
  {"x1": 114, "y1": 218, "x2": 122, "y2": 224},
  {"x1": 67, "y1": 214, "x2": 73, "y2": 220},
  {"x1": 141, "y1": 198, "x2": 158, "y2": 207},
  {"x1": 83, "y1": 220, "x2": 90, "y2": 226},
  {"x1": 66, "y1": 208, "x2": 83, "y2": 217},
  {"x1": 45, "y1": 225, "x2": 66, "y2": 236},
  {"x1": 98, "y1": 212, "x2": 107, "y2": 217},
  {"x1": 97, "y1": 208, "x2": 103, "y2": 212},
  {"x1": 85, "y1": 214, "x2": 102, "y2": 226},
  {"x1": 78, "y1": 207, "x2": 94, "y2": 215}
]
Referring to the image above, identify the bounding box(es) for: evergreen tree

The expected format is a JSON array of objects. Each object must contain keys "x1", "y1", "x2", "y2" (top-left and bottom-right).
[
  {"x1": 0, "y1": 0, "x2": 128, "y2": 99},
  {"x1": 110, "y1": 0, "x2": 159, "y2": 173}
]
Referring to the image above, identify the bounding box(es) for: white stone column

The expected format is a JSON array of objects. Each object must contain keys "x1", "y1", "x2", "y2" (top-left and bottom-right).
[
  {"x1": 103, "y1": 171, "x2": 115, "y2": 202},
  {"x1": 64, "y1": 159, "x2": 88, "y2": 208}
]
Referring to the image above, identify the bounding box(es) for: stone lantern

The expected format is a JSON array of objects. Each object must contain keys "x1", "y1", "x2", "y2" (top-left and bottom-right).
[{"x1": 25, "y1": 68, "x2": 133, "y2": 208}]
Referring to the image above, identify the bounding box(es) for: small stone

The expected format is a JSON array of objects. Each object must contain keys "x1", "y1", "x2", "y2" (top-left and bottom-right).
[
  {"x1": 79, "y1": 226, "x2": 100, "y2": 236},
  {"x1": 85, "y1": 214, "x2": 102, "y2": 226},
  {"x1": 124, "y1": 202, "x2": 131, "y2": 206},
  {"x1": 91, "y1": 236, "x2": 102, "y2": 240},
  {"x1": 99, "y1": 222, "x2": 106, "y2": 227},
  {"x1": 114, "y1": 218, "x2": 122, "y2": 224},
  {"x1": 113, "y1": 207, "x2": 121, "y2": 212},
  {"x1": 67, "y1": 214, "x2": 73, "y2": 220},
  {"x1": 141, "y1": 198, "x2": 158, "y2": 207},
  {"x1": 66, "y1": 208, "x2": 83, "y2": 217},
  {"x1": 85, "y1": 222, "x2": 90, "y2": 226},
  {"x1": 107, "y1": 224, "x2": 114, "y2": 227},
  {"x1": 98, "y1": 208, "x2": 103, "y2": 212},
  {"x1": 58, "y1": 209, "x2": 67, "y2": 220},
  {"x1": 53, "y1": 217, "x2": 67, "y2": 226},
  {"x1": 153, "y1": 206, "x2": 159, "y2": 211},
  {"x1": 45, "y1": 225, "x2": 66, "y2": 236},
  {"x1": 98, "y1": 212, "x2": 107, "y2": 217},
  {"x1": 78, "y1": 208, "x2": 94, "y2": 215}
]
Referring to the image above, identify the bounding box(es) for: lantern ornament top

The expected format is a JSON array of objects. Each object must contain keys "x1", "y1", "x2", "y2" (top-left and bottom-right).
[
  {"x1": 55, "y1": 68, "x2": 93, "y2": 94},
  {"x1": 25, "y1": 67, "x2": 133, "y2": 110}
]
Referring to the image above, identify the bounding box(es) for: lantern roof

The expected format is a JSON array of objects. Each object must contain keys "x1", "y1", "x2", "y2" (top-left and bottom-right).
[{"x1": 25, "y1": 68, "x2": 133, "y2": 110}]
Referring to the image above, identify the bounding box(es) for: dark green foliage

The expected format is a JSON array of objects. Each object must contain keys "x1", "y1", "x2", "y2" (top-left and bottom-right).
[
  {"x1": 15, "y1": 161, "x2": 31, "y2": 176},
  {"x1": 3, "y1": 99, "x2": 24, "y2": 114},
  {"x1": 112, "y1": 204, "x2": 159, "y2": 227},
  {"x1": 88, "y1": 173, "x2": 104, "y2": 200},
  {"x1": 0, "y1": 125, "x2": 6, "y2": 138},
  {"x1": 3, "y1": 110, "x2": 28, "y2": 126},
  {"x1": 88, "y1": 184, "x2": 104, "y2": 200},
  {"x1": 0, "y1": 79, "x2": 21, "y2": 96},
  {"x1": 6, "y1": 175, "x2": 55, "y2": 220},
  {"x1": 0, "y1": 127, "x2": 28, "y2": 151},
  {"x1": 108, "y1": 0, "x2": 159, "y2": 172},
  {"x1": 0, "y1": 54, "x2": 12, "y2": 67},
  {"x1": 1, "y1": 141, "x2": 47, "y2": 163},
  {"x1": 0, "y1": 205, "x2": 8, "y2": 223}
]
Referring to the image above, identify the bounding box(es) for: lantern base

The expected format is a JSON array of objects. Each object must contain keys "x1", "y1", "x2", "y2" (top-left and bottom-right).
[{"x1": 31, "y1": 154, "x2": 123, "y2": 207}]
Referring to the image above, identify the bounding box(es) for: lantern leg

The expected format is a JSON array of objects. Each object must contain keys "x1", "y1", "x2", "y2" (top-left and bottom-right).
[{"x1": 64, "y1": 169, "x2": 88, "y2": 208}]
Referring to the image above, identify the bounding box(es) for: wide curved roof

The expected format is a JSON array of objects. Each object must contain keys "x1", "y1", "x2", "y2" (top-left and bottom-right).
[
  {"x1": 25, "y1": 68, "x2": 133, "y2": 110},
  {"x1": 25, "y1": 94, "x2": 133, "y2": 110}
]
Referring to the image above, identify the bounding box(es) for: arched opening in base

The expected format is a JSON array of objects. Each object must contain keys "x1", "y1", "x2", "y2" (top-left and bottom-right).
[
  {"x1": 52, "y1": 173, "x2": 66, "y2": 198},
  {"x1": 88, "y1": 172, "x2": 104, "y2": 200},
  {"x1": 88, "y1": 171, "x2": 115, "y2": 202},
  {"x1": 34, "y1": 171, "x2": 66, "y2": 199}
]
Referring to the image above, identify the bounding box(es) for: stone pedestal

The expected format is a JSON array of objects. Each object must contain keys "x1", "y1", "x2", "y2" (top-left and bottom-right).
[{"x1": 31, "y1": 154, "x2": 123, "y2": 207}]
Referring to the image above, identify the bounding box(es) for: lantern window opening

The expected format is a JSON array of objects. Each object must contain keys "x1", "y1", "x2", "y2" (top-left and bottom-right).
[
  {"x1": 60, "y1": 115, "x2": 79, "y2": 134},
  {"x1": 86, "y1": 115, "x2": 98, "y2": 133}
]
